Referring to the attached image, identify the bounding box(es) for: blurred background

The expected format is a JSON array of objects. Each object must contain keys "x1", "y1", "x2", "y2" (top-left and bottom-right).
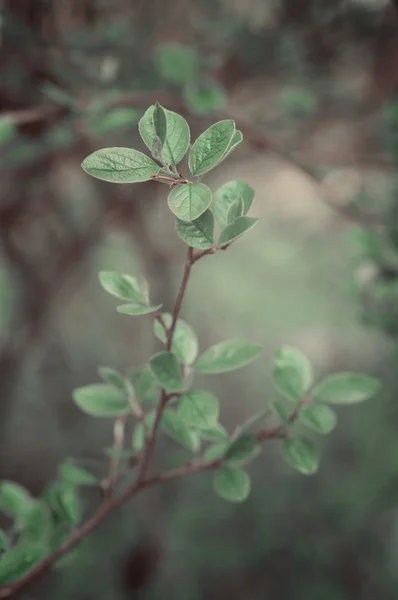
[{"x1": 2, "y1": 0, "x2": 398, "y2": 598}]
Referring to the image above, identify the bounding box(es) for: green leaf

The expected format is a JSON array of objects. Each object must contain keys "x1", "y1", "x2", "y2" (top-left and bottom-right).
[
  {"x1": 312, "y1": 372, "x2": 380, "y2": 405},
  {"x1": 0, "y1": 530, "x2": 8, "y2": 551},
  {"x1": 0, "y1": 542, "x2": 48, "y2": 585},
  {"x1": 218, "y1": 216, "x2": 258, "y2": 246},
  {"x1": 132, "y1": 412, "x2": 156, "y2": 451},
  {"x1": 217, "y1": 129, "x2": 243, "y2": 165},
  {"x1": 161, "y1": 409, "x2": 200, "y2": 452},
  {"x1": 153, "y1": 313, "x2": 198, "y2": 365},
  {"x1": 58, "y1": 462, "x2": 98, "y2": 486},
  {"x1": 155, "y1": 43, "x2": 197, "y2": 84},
  {"x1": 139, "y1": 105, "x2": 190, "y2": 166},
  {"x1": 98, "y1": 271, "x2": 146, "y2": 303},
  {"x1": 195, "y1": 339, "x2": 262, "y2": 374},
  {"x1": 57, "y1": 484, "x2": 82, "y2": 526},
  {"x1": 87, "y1": 108, "x2": 139, "y2": 135},
  {"x1": 178, "y1": 390, "x2": 219, "y2": 429},
  {"x1": 72, "y1": 384, "x2": 130, "y2": 417},
  {"x1": 0, "y1": 482, "x2": 34, "y2": 523},
  {"x1": 98, "y1": 367, "x2": 126, "y2": 390},
  {"x1": 272, "y1": 346, "x2": 313, "y2": 402},
  {"x1": 117, "y1": 303, "x2": 162, "y2": 316},
  {"x1": 299, "y1": 404, "x2": 337, "y2": 435},
  {"x1": 203, "y1": 443, "x2": 228, "y2": 461},
  {"x1": 188, "y1": 120, "x2": 236, "y2": 176},
  {"x1": 227, "y1": 198, "x2": 244, "y2": 224},
  {"x1": 282, "y1": 436, "x2": 319, "y2": 475},
  {"x1": 149, "y1": 352, "x2": 183, "y2": 392},
  {"x1": 183, "y1": 81, "x2": 226, "y2": 115},
  {"x1": 213, "y1": 180, "x2": 255, "y2": 229},
  {"x1": 0, "y1": 118, "x2": 16, "y2": 144},
  {"x1": 81, "y1": 147, "x2": 160, "y2": 183},
  {"x1": 213, "y1": 467, "x2": 251, "y2": 503},
  {"x1": 129, "y1": 366, "x2": 159, "y2": 404},
  {"x1": 224, "y1": 434, "x2": 261, "y2": 466},
  {"x1": 176, "y1": 210, "x2": 214, "y2": 249},
  {"x1": 168, "y1": 183, "x2": 212, "y2": 222},
  {"x1": 19, "y1": 501, "x2": 51, "y2": 544},
  {"x1": 271, "y1": 400, "x2": 290, "y2": 425},
  {"x1": 153, "y1": 102, "x2": 168, "y2": 150},
  {"x1": 199, "y1": 424, "x2": 229, "y2": 441}
]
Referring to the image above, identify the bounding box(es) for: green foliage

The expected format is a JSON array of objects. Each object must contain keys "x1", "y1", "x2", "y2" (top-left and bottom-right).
[
  {"x1": 0, "y1": 529, "x2": 8, "y2": 551},
  {"x1": 149, "y1": 352, "x2": 183, "y2": 392},
  {"x1": 98, "y1": 366, "x2": 126, "y2": 389},
  {"x1": 178, "y1": 390, "x2": 220, "y2": 429},
  {"x1": 176, "y1": 210, "x2": 215, "y2": 249},
  {"x1": 184, "y1": 81, "x2": 226, "y2": 115},
  {"x1": 0, "y1": 542, "x2": 48, "y2": 585},
  {"x1": 218, "y1": 216, "x2": 258, "y2": 246},
  {"x1": 58, "y1": 462, "x2": 98, "y2": 486},
  {"x1": 188, "y1": 120, "x2": 236, "y2": 176},
  {"x1": 213, "y1": 467, "x2": 251, "y2": 503},
  {"x1": 224, "y1": 434, "x2": 261, "y2": 467},
  {"x1": 299, "y1": 404, "x2": 337, "y2": 435},
  {"x1": 168, "y1": 183, "x2": 212, "y2": 222},
  {"x1": 98, "y1": 271, "x2": 146, "y2": 303},
  {"x1": 81, "y1": 148, "x2": 160, "y2": 183},
  {"x1": 161, "y1": 409, "x2": 200, "y2": 452},
  {"x1": 0, "y1": 482, "x2": 34, "y2": 526},
  {"x1": 86, "y1": 108, "x2": 140, "y2": 136},
  {"x1": 195, "y1": 339, "x2": 262, "y2": 374},
  {"x1": 72, "y1": 384, "x2": 130, "y2": 417},
  {"x1": 153, "y1": 313, "x2": 199, "y2": 365},
  {"x1": 0, "y1": 117, "x2": 16, "y2": 144},
  {"x1": 313, "y1": 373, "x2": 380, "y2": 405},
  {"x1": 19, "y1": 501, "x2": 51, "y2": 545},
  {"x1": 155, "y1": 44, "x2": 198, "y2": 84},
  {"x1": 272, "y1": 346, "x2": 313, "y2": 402},
  {"x1": 282, "y1": 436, "x2": 319, "y2": 475},
  {"x1": 139, "y1": 105, "x2": 190, "y2": 165},
  {"x1": 213, "y1": 180, "x2": 255, "y2": 229}
]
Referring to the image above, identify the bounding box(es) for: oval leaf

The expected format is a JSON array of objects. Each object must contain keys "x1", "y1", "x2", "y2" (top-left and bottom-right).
[
  {"x1": 153, "y1": 313, "x2": 198, "y2": 365},
  {"x1": 155, "y1": 44, "x2": 197, "y2": 84},
  {"x1": 178, "y1": 390, "x2": 220, "y2": 429},
  {"x1": 199, "y1": 424, "x2": 229, "y2": 441},
  {"x1": 188, "y1": 120, "x2": 236, "y2": 176},
  {"x1": 98, "y1": 271, "x2": 145, "y2": 303},
  {"x1": 272, "y1": 346, "x2": 313, "y2": 402},
  {"x1": 19, "y1": 501, "x2": 51, "y2": 544},
  {"x1": 161, "y1": 409, "x2": 200, "y2": 452},
  {"x1": 282, "y1": 436, "x2": 319, "y2": 475},
  {"x1": 72, "y1": 384, "x2": 130, "y2": 417},
  {"x1": 139, "y1": 105, "x2": 190, "y2": 165},
  {"x1": 0, "y1": 543, "x2": 48, "y2": 585},
  {"x1": 176, "y1": 210, "x2": 214, "y2": 249},
  {"x1": 58, "y1": 462, "x2": 98, "y2": 486},
  {"x1": 227, "y1": 198, "x2": 244, "y2": 224},
  {"x1": 98, "y1": 367, "x2": 126, "y2": 389},
  {"x1": 213, "y1": 180, "x2": 255, "y2": 229},
  {"x1": 312, "y1": 372, "x2": 380, "y2": 405},
  {"x1": 81, "y1": 147, "x2": 160, "y2": 183},
  {"x1": 149, "y1": 352, "x2": 183, "y2": 392},
  {"x1": 195, "y1": 339, "x2": 262, "y2": 374},
  {"x1": 299, "y1": 404, "x2": 337, "y2": 435},
  {"x1": 213, "y1": 467, "x2": 251, "y2": 503},
  {"x1": 184, "y1": 82, "x2": 226, "y2": 115},
  {"x1": 168, "y1": 183, "x2": 212, "y2": 222},
  {"x1": 117, "y1": 303, "x2": 162, "y2": 316},
  {"x1": 224, "y1": 434, "x2": 261, "y2": 466},
  {"x1": 0, "y1": 482, "x2": 33, "y2": 523},
  {"x1": 218, "y1": 216, "x2": 258, "y2": 246},
  {"x1": 203, "y1": 443, "x2": 228, "y2": 461}
]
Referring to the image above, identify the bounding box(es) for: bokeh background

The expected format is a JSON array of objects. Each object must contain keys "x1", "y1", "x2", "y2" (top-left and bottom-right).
[{"x1": 2, "y1": 0, "x2": 398, "y2": 598}]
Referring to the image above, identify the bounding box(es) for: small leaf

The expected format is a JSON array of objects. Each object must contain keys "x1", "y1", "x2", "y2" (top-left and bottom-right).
[
  {"x1": 19, "y1": 501, "x2": 51, "y2": 544},
  {"x1": 81, "y1": 147, "x2": 160, "y2": 183},
  {"x1": 161, "y1": 409, "x2": 200, "y2": 452},
  {"x1": 299, "y1": 404, "x2": 337, "y2": 435},
  {"x1": 176, "y1": 210, "x2": 214, "y2": 249},
  {"x1": 195, "y1": 339, "x2": 262, "y2": 374},
  {"x1": 0, "y1": 482, "x2": 34, "y2": 523},
  {"x1": 218, "y1": 216, "x2": 258, "y2": 246},
  {"x1": 58, "y1": 462, "x2": 98, "y2": 486},
  {"x1": 149, "y1": 352, "x2": 183, "y2": 392},
  {"x1": 87, "y1": 108, "x2": 139, "y2": 135},
  {"x1": 200, "y1": 424, "x2": 229, "y2": 441},
  {"x1": 168, "y1": 183, "x2": 212, "y2": 222},
  {"x1": 272, "y1": 346, "x2": 313, "y2": 402},
  {"x1": 313, "y1": 372, "x2": 380, "y2": 405},
  {"x1": 117, "y1": 303, "x2": 162, "y2": 316},
  {"x1": 227, "y1": 198, "x2": 244, "y2": 224},
  {"x1": 271, "y1": 400, "x2": 290, "y2": 425},
  {"x1": 98, "y1": 367, "x2": 126, "y2": 390},
  {"x1": 98, "y1": 271, "x2": 146, "y2": 303},
  {"x1": 153, "y1": 102, "x2": 168, "y2": 150},
  {"x1": 213, "y1": 467, "x2": 251, "y2": 503},
  {"x1": 203, "y1": 443, "x2": 228, "y2": 461},
  {"x1": 155, "y1": 44, "x2": 197, "y2": 84},
  {"x1": 0, "y1": 543, "x2": 48, "y2": 585},
  {"x1": 224, "y1": 434, "x2": 260, "y2": 466},
  {"x1": 216, "y1": 129, "x2": 243, "y2": 166},
  {"x1": 72, "y1": 384, "x2": 130, "y2": 417},
  {"x1": 129, "y1": 366, "x2": 159, "y2": 404},
  {"x1": 57, "y1": 484, "x2": 82, "y2": 526},
  {"x1": 139, "y1": 105, "x2": 190, "y2": 165},
  {"x1": 178, "y1": 390, "x2": 219, "y2": 429},
  {"x1": 132, "y1": 412, "x2": 156, "y2": 451},
  {"x1": 184, "y1": 81, "x2": 226, "y2": 115},
  {"x1": 188, "y1": 120, "x2": 236, "y2": 176},
  {"x1": 282, "y1": 436, "x2": 319, "y2": 475},
  {"x1": 213, "y1": 181, "x2": 255, "y2": 229},
  {"x1": 153, "y1": 314, "x2": 198, "y2": 365}
]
